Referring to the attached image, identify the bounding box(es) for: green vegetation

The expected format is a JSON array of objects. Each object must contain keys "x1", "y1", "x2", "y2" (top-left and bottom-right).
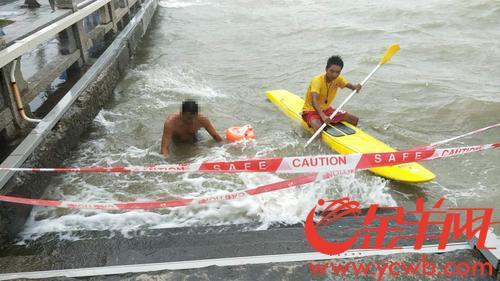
[{"x1": 0, "y1": 19, "x2": 15, "y2": 28}]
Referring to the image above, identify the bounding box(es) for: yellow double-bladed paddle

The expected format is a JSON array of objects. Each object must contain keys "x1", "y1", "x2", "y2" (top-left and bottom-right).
[{"x1": 305, "y1": 44, "x2": 401, "y2": 147}]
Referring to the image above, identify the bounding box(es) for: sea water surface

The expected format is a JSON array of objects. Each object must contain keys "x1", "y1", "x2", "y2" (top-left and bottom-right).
[{"x1": 20, "y1": 0, "x2": 500, "y2": 240}]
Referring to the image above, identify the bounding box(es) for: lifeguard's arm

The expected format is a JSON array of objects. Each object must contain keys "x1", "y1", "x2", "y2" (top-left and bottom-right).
[
  {"x1": 201, "y1": 117, "x2": 223, "y2": 142},
  {"x1": 345, "y1": 82, "x2": 362, "y2": 92},
  {"x1": 311, "y1": 92, "x2": 329, "y2": 123},
  {"x1": 160, "y1": 121, "x2": 172, "y2": 158}
]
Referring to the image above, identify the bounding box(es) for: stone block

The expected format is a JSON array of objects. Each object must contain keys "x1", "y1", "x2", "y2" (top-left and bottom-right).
[
  {"x1": 58, "y1": 27, "x2": 79, "y2": 55},
  {"x1": 98, "y1": 4, "x2": 112, "y2": 24},
  {"x1": 127, "y1": 20, "x2": 143, "y2": 53},
  {"x1": 2, "y1": 122, "x2": 17, "y2": 140},
  {"x1": 55, "y1": 0, "x2": 77, "y2": 10},
  {"x1": 116, "y1": 44, "x2": 130, "y2": 76},
  {"x1": 0, "y1": 89, "x2": 4, "y2": 109},
  {"x1": 0, "y1": 119, "x2": 18, "y2": 142},
  {"x1": 0, "y1": 37, "x2": 6, "y2": 51}
]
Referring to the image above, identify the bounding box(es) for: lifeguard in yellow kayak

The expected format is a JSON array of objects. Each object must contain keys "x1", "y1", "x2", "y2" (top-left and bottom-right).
[
  {"x1": 266, "y1": 44, "x2": 436, "y2": 182},
  {"x1": 302, "y1": 55, "x2": 362, "y2": 130}
]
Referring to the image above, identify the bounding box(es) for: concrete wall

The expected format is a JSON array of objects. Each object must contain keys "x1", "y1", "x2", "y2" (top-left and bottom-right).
[{"x1": 0, "y1": 0, "x2": 158, "y2": 247}]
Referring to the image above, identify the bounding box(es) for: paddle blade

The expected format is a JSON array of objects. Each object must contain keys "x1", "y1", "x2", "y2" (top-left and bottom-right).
[{"x1": 379, "y1": 44, "x2": 400, "y2": 65}]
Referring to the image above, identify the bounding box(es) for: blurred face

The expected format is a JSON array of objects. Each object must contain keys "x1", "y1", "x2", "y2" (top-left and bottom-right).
[{"x1": 325, "y1": 64, "x2": 342, "y2": 81}]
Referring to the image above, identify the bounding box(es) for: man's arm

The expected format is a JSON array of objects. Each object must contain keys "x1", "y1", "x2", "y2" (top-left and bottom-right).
[
  {"x1": 311, "y1": 92, "x2": 330, "y2": 124},
  {"x1": 345, "y1": 83, "x2": 362, "y2": 92},
  {"x1": 160, "y1": 121, "x2": 172, "y2": 158},
  {"x1": 201, "y1": 116, "x2": 223, "y2": 142}
]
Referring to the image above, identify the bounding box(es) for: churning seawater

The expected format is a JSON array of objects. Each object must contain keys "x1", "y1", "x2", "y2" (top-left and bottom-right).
[{"x1": 20, "y1": 0, "x2": 500, "y2": 240}]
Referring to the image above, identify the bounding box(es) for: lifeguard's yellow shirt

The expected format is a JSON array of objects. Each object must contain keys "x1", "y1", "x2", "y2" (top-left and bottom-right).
[{"x1": 302, "y1": 73, "x2": 348, "y2": 111}]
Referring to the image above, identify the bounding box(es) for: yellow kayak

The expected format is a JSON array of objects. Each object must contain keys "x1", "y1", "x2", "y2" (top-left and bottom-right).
[{"x1": 266, "y1": 89, "x2": 436, "y2": 183}]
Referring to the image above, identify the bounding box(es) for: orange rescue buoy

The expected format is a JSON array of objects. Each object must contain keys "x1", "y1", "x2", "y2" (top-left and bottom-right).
[{"x1": 225, "y1": 125, "x2": 255, "y2": 142}]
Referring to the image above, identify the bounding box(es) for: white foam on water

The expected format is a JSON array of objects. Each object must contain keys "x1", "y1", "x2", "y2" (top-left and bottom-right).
[
  {"x1": 93, "y1": 110, "x2": 123, "y2": 131},
  {"x1": 127, "y1": 64, "x2": 223, "y2": 99},
  {"x1": 19, "y1": 116, "x2": 398, "y2": 242},
  {"x1": 238, "y1": 172, "x2": 397, "y2": 230},
  {"x1": 20, "y1": 211, "x2": 171, "y2": 241},
  {"x1": 433, "y1": 180, "x2": 487, "y2": 204},
  {"x1": 20, "y1": 143, "x2": 397, "y2": 242},
  {"x1": 158, "y1": 0, "x2": 211, "y2": 9}
]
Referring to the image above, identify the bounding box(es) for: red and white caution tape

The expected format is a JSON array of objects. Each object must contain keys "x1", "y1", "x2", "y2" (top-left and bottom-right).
[
  {"x1": 0, "y1": 173, "x2": 319, "y2": 210},
  {"x1": 1, "y1": 143, "x2": 498, "y2": 174},
  {"x1": 354, "y1": 142, "x2": 498, "y2": 170},
  {"x1": 419, "y1": 122, "x2": 500, "y2": 149},
  {"x1": 0, "y1": 123, "x2": 492, "y2": 173},
  {"x1": 0, "y1": 142, "x2": 498, "y2": 210}
]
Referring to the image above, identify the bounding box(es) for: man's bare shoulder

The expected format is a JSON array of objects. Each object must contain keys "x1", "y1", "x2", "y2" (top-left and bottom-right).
[
  {"x1": 197, "y1": 113, "x2": 211, "y2": 125},
  {"x1": 164, "y1": 113, "x2": 180, "y2": 127},
  {"x1": 198, "y1": 113, "x2": 215, "y2": 127}
]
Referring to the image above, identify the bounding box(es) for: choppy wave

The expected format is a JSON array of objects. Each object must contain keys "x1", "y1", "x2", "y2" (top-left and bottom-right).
[
  {"x1": 21, "y1": 117, "x2": 396, "y2": 242},
  {"x1": 124, "y1": 64, "x2": 223, "y2": 99},
  {"x1": 20, "y1": 171, "x2": 395, "y2": 242}
]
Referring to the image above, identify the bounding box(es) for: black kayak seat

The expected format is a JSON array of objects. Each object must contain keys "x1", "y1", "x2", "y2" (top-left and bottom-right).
[{"x1": 323, "y1": 122, "x2": 356, "y2": 137}]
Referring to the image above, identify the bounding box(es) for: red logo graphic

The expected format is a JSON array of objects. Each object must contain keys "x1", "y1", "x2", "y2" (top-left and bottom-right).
[
  {"x1": 304, "y1": 197, "x2": 499, "y2": 255},
  {"x1": 304, "y1": 198, "x2": 362, "y2": 255}
]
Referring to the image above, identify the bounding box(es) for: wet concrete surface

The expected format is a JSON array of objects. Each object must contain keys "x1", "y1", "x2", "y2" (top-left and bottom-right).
[
  {"x1": 45, "y1": 250, "x2": 492, "y2": 281},
  {"x1": 0, "y1": 0, "x2": 70, "y2": 44},
  {"x1": 1, "y1": 210, "x2": 494, "y2": 280}
]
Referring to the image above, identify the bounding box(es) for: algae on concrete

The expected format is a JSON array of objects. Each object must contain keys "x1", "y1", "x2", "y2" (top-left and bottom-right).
[{"x1": 0, "y1": 19, "x2": 15, "y2": 28}]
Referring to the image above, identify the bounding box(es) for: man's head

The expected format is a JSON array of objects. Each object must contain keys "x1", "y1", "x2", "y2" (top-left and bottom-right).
[
  {"x1": 325, "y1": 55, "x2": 344, "y2": 81},
  {"x1": 181, "y1": 99, "x2": 198, "y2": 122}
]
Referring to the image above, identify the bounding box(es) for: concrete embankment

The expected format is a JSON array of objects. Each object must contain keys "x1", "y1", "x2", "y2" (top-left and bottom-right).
[{"x1": 0, "y1": 0, "x2": 158, "y2": 246}]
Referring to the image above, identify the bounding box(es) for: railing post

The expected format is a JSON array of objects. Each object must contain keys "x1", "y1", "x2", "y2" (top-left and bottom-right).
[
  {"x1": 119, "y1": 0, "x2": 127, "y2": 8},
  {"x1": 99, "y1": 3, "x2": 112, "y2": 26},
  {"x1": 108, "y1": 0, "x2": 119, "y2": 33},
  {"x1": 73, "y1": 22, "x2": 90, "y2": 64},
  {"x1": 56, "y1": 0, "x2": 90, "y2": 64},
  {"x1": 58, "y1": 27, "x2": 80, "y2": 56}
]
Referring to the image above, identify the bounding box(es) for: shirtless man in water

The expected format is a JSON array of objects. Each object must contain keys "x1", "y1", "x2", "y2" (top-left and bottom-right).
[{"x1": 161, "y1": 100, "x2": 223, "y2": 158}]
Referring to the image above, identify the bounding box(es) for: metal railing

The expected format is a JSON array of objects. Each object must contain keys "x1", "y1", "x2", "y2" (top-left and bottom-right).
[
  {"x1": 0, "y1": 0, "x2": 157, "y2": 189},
  {"x1": 0, "y1": 0, "x2": 111, "y2": 69}
]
